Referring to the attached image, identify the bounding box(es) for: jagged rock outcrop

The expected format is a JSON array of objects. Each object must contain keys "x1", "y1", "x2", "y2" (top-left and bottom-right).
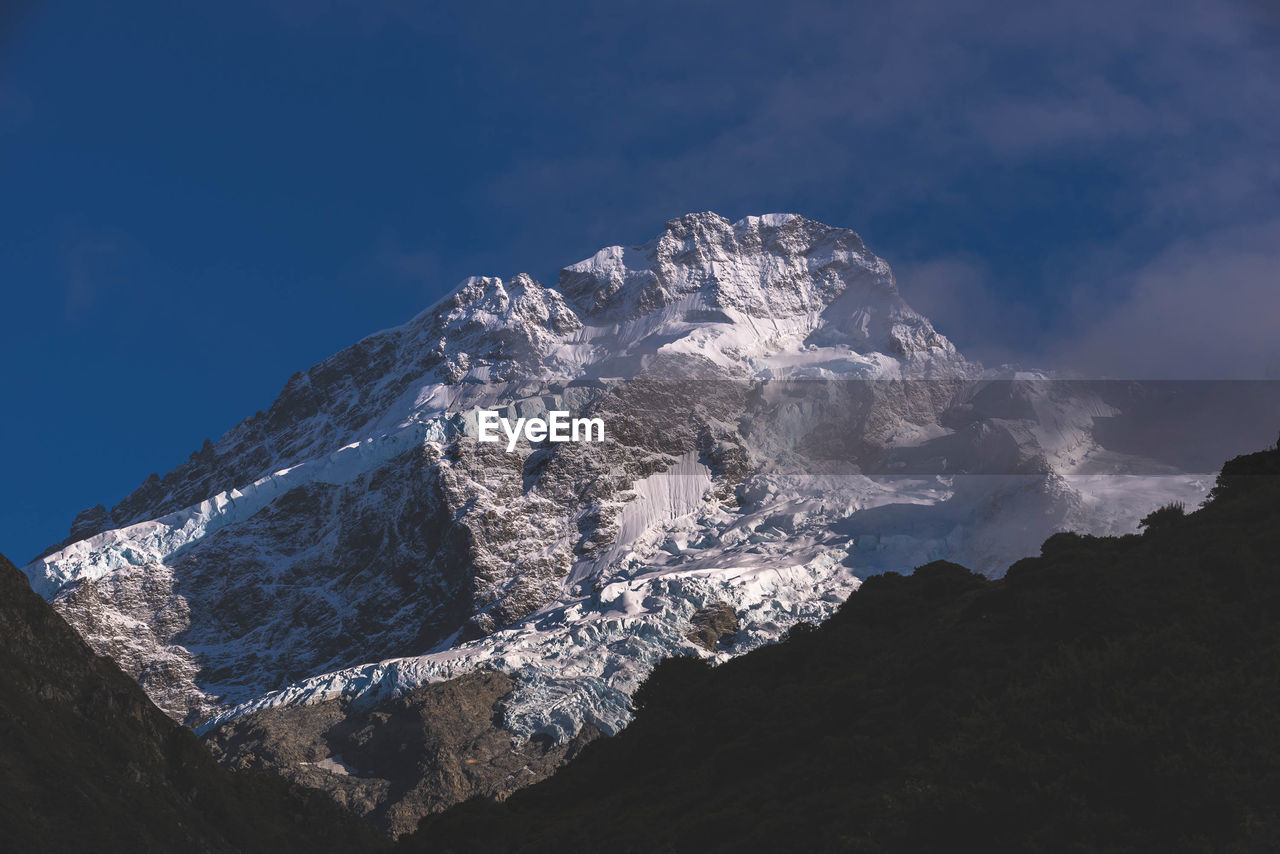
[{"x1": 687, "y1": 602, "x2": 740, "y2": 650}]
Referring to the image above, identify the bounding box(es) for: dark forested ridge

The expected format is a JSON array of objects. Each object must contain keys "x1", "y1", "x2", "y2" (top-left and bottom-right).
[
  {"x1": 0, "y1": 552, "x2": 385, "y2": 854},
  {"x1": 403, "y1": 437, "x2": 1280, "y2": 853},
  {"x1": 6, "y1": 438, "x2": 1278, "y2": 852}
]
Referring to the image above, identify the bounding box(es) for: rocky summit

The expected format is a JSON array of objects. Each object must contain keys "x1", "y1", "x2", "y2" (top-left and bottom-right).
[{"x1": 22, "y1": 213, "x2": 1239, "y2": 833}]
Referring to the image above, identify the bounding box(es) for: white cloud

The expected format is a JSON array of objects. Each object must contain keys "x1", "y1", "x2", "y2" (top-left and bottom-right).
[
  {"x1": 1055, "y1": 220, "x2": 1280, "y2": 378},
  {"x1": 894, "y1": 255, "x2": 1042, "y2": 368}
]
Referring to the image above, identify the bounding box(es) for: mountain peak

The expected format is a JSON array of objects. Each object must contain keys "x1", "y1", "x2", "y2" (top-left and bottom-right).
[
  {"x1": 36, "y1": 213, "x2": 964, "y2": 553},
  {"x1": 558, "y1": 211, "x2": 897, "y2": 325}
]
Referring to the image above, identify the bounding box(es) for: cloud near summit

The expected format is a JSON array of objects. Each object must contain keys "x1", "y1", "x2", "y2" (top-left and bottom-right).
[{"x1": 451, "y1": 0, "x2": 1280, "y2": 377}]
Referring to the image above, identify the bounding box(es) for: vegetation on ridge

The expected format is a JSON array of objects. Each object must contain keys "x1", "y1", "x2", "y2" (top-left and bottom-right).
[
  {"x1": 403, "y1": 436, "x2": 1280, "y2": 853},
  {"x1": 5, "y1": 436, "x2": 1278, "y2": 852}
]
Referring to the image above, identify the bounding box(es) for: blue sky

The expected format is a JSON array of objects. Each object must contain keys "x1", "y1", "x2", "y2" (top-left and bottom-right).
[{"x1": 2, "y1": 0, "x2": 1278, "y2": 562}]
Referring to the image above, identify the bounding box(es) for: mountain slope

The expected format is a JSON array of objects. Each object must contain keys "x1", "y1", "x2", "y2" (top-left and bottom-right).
[
  {"x1": 403, "y1": 436, "x2": 1280, "y2": 853},
  {"x1": 31, "y1": 212, "x2": 976, "y2": 728},
  {"x1": 21, "y1": 212, "x2": 1268, "y2": 832},
  {"x1": 0, "y1": 551, "x2": 384, "y2": 853}
]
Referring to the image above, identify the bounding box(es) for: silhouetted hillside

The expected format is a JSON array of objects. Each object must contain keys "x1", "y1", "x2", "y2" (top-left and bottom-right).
[
  {"x1": 404, "y1": 436, "x2": 1280, "y2": 853},
  {"x1": 0, "y1": 552, "x2": 385, "y2": 853}
]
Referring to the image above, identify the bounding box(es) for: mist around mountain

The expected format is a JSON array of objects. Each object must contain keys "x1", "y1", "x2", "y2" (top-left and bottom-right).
[{"x1": 400, "y1": 437, "x2": 1280, "y2": 853}]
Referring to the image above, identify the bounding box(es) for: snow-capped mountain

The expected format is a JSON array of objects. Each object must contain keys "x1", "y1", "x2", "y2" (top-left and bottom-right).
[{"x1": 24, "y1": 213, "x2": 1214, "y2": 820}]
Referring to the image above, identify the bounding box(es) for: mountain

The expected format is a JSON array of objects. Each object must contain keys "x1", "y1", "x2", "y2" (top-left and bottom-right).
[
  {"x1": 21, "y1": 212, "x2": 1269, "y2": 832},
  {"x1": 402, "y1": 437, "x2": 1280, "y2": 853},
  {"x1": 0, "y1": 550, "x2": 384, "y2": 852}
]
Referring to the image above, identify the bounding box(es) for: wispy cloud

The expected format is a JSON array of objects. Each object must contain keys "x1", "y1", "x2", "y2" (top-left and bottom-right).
[
  {"x1": 1054, "y1": 220, "x2": 1280, "y2": 379},
  {"x1": 246, "y1": 0, "x2": 1279, "y2": 377},
  {"x1": 894, "y1": 255, "x2": 1041, "y2": 369},
  {"x1": 371, "y1": 237, "x2": 439, "y2": 284},
  {"x1": 59, "y1": 226, "x2": 138, "y2": 325}
]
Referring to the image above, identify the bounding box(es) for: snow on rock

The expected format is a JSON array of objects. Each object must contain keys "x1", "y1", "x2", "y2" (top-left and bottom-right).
[
  {"x1": 25, "y1": 212, "x2": 1216, "y2": 744},
  {"x1": 26, "y1": 421, "x2": 447, "y2": 598}
]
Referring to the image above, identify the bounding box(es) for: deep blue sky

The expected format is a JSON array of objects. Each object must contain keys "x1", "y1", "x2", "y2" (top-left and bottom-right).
[{"x1": 2, "y1": 0, "x2": 1278, "y2": 562}]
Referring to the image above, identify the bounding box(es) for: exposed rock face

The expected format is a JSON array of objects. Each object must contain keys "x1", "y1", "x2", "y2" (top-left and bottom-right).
[
  {"x1": 47, "y1": 444, "x2": 478, "y2": 724},
  {"x1": 21, "y1": 212, "x2": 1245, "y2": 834},
  {"x1": 204, "y1": 669, "x2": 599, "y2": 838},
  {"x1": 558, "y1": 212, "x2": 955, "y2": 366},
  {"x1": 0, "y1": 552, "x2": 380, "y2": 852},
  {"x1": 687, "y1": 602, "x2": 740, "y2": 651}
]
